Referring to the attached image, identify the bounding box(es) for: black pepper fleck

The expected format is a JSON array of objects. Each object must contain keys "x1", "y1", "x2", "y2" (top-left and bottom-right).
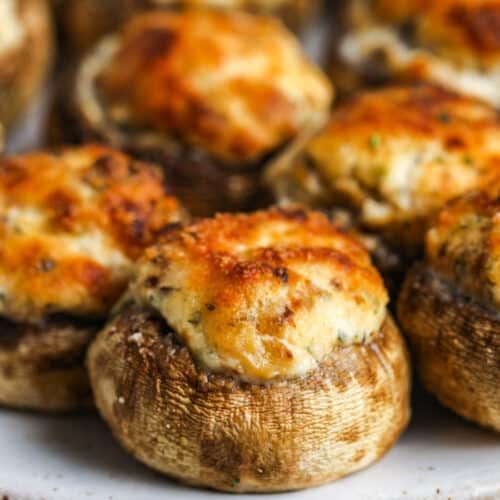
[
  {"x1": 39, "y1": 258, "x2": 56, "y2": 272},
  {"x1": 144, "y1": 276, "x2": 159, "y2": 288},
  {"x1": 273, "y1": 267, "x2": 289, "y2": 283}
]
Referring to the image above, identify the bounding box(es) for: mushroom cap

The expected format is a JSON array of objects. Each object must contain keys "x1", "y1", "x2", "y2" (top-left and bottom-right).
[
  {"x1": 397, "y1": 182, "x2": 500, "y2": 432},
  {"x1": 398, "y1": 264, "x2": 500, "y2": 432},
  {"x1": 0, "y1": 316, "x2": 96, "y2": 411},
  {"x1": 87, "y1": 307, "x2": 411, "y2": 492}
]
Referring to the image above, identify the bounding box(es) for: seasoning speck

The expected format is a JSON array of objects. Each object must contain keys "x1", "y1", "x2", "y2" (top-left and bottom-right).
[
  {"x1": 188, "y1": 311, "x2": 201, "y2": 325},
  {"x1": 273, "y1": 267, "x2": 289, "y2": 283},
  {"x1": 369, "y1": 134, "x2": 381, "y2": 150},
  {"x1": 39, "y1": 258, "x2": 56, "y2": 272},
  {"x1": 438, "y1": 112, "x2": 450, "y2": 123}
]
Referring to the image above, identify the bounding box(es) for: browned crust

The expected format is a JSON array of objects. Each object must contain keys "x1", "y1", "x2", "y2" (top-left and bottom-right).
[
  {"x1": 0, "y1": 145, "x2": 187, "y2": 322},
  {"x1": 0, "y1": 0, "x2": 53, "y2": 129},
  {"x1": 52, "y1": 0, "x2": 321, "y2": 54},
  {"x1": 368, "y1": 0, "x2": 500, "y2": 57},
  {"x1": 48, "y1": 53, "x2": 274, "y2": 217},
  {"x1": 0, "y1": 316, "x2": 97, "y2": 411},
  {"x1": 397, "y1": 264, "x2": 500, "y2": 432},
  {"x1": 327, "y1": 1, "x2": 500, "y2": 99},
  {"x1": 87, "y1": 308, "x2": 411, "y2": 492}
]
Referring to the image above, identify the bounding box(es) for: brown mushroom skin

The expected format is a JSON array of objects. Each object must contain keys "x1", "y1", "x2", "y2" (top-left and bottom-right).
[
  {"x1": 398, "y1": 264, "x2": 500, "y2": 432},
  {"x1": 0, "y1": 0, "x2": 53, "y2": 129},
  {"x1": 48, "y1": 97, "x2": 271, "y2": 216},
  {"x1": 87, "y1": 307, "x2": 411, "y2": 492},
  {"x1": 0, "y1": 317, "x2": 96, "y2": 412}
]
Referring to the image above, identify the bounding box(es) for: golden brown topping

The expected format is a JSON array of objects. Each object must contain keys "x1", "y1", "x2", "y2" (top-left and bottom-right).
[
  {"x1": 426, "y1": 178, "x2": 500, "y2": 307},
  {"x1": 95, "y1": 10, "x2": 332, "y2": 164},
  {"x1": 358, "y1": 0, "x2": 500, "y2": 65},
  {"x1": 271, "y1": 85, "x2": 500, "y2": 246},
  {"x1": 129, "y1": 208, "x2": 388, "y2": 382},
  {"x1": 0, "y1": 144, "x2": 185, "y2": 322},
  {"x1": 338, "y1": 1, "x2": 500, "y2": 108}
]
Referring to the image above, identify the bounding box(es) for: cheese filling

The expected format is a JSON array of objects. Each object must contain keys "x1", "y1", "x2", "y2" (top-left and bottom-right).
[
  {"x1": 340, "y1": 27, "x2": 500, "y2": 108},
  {"x1": 128, "y1": 211, "x2": 389, "y2": 382}
]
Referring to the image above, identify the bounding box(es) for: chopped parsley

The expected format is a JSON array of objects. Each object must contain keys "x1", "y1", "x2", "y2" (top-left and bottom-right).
[{"x1": 368, "y1": 134, "x2": 381, "y2": 150}]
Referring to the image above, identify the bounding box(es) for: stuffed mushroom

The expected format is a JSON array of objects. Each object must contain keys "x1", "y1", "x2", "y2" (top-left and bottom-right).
[
  {"x1": 51, "y1": 0, "x2": 322, "y2": 55},
  {"x1": 87, "y1": 207, "x2": 411, "y2": 492},
  {"x1": 266, "y1": 84, "x2": 500, "y2": 289},
  {"x1": 0, "y1": 144, "x2": 186, "y2": 411},
  {"x1": 50, "y1": 9, "x2": 333, "y2": 216},
  {"x1": 398, "y1": 181, "x2": 500, "y2": 432},
  {"x1": 0, "y1": 0, "x2": 53, "y2": 129},
  {"x1": 329, "y1": 0, "x2": 500, "y2": 107}
]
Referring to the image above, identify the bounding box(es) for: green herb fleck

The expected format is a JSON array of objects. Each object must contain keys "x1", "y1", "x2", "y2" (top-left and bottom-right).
[
  {"x1": 368, "y1": 134, "x2": 381, "y2": 150},
  {"x1": 188, "y1": 311, "x2": 201, "y2": 325},
  {"x1": 231, "y1": 478, "x2": 240, "y2": 488},
  {"x1": 463, "y1": 154, "x2": 474, "y2": 166},
  {"x1": 338, "y1": 329, "x2": 348, "y2": 345},
  {"x1": 437, "y1": 111, "x2": 450, "y2": 124}
]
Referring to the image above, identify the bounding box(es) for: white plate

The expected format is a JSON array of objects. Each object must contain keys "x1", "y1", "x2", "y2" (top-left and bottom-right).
[{"x1": 0, "y1": 390, "x2": 499, "y2": 500}]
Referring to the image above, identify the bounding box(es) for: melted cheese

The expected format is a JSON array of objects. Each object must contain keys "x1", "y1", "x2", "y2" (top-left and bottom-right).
[
  {"x1": 129, "y1": 208, "x2": 388, "y2": 382},
  {"x1": 269, "y1": 86, "x2": 500, "y2": 245},
  {"x1": 93, "y1": 10, "x2": 332, "y2": 165},
  {"x1": 0, "y1": 145, "x2": 184, "y2": 323},
  {"x1": 339, "y1": 27, "x2": 500, "y2": 108}
]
